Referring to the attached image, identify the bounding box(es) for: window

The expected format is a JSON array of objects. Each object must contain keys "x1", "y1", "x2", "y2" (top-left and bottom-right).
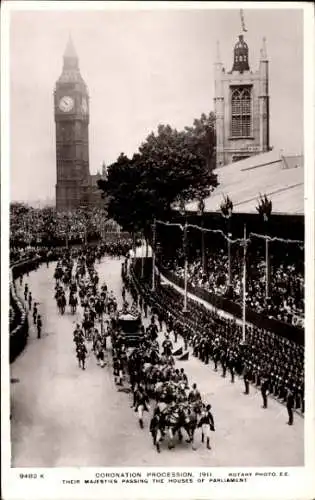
[{"x1": 231, "y1": 87, "x2": 252, "y2": 137}]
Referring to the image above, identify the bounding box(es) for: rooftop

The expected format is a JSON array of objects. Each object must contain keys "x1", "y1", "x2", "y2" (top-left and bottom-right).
[{"x1": 185, "y1": 149, "x2": 304, "y2": 216}]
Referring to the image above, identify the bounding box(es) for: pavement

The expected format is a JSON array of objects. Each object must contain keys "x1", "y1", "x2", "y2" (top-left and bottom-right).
[{"x1": 10, "y1": 256, "x2": 303, "y2": 467}]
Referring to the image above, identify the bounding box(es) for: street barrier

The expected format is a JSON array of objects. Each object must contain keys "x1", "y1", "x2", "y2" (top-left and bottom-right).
[
  {"x1": 9, "y1": 253, "x2": 60, "y2": 363},
  {"x1": 9, "y1": 273, "x2": 29, "y2": 363}
]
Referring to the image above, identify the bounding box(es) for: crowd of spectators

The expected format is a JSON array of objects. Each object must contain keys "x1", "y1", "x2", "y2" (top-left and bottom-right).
[
  {"x1": 10, "y1": 203, "x2": 119, "y2": 250},
  {"x1": 162, "y1": 237, "x2": 304, "y2": 328},
  {"x1": 9, "y1": 203, "x2": 135, "y2": 265}
]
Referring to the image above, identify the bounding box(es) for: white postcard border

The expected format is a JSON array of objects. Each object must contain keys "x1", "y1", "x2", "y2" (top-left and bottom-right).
[{"x1": 1, "y1": 2, "x2": 314, "y2": 500}]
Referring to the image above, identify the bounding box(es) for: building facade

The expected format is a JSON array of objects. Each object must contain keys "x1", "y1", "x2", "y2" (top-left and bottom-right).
[
  {"x1": 54, "y1": 38, "x2": 104, "y2": 211},
  {"x1": 214, "y1": 34, "x2": 270, "y2": 168}
]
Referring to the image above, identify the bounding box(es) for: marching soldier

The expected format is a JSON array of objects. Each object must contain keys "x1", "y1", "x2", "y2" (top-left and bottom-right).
[
  {"x1": 243, "y1": 364, "x2": 250, "y2": 395},
  {"x1": 24, "y1": 283, "x2": 29, "y2": 301},
  {"x1": 286, "y1": 386, "x2": 295, "y2": 425},
  {"x1": 228, "y1": 352, "x2": 236, "y2": 383},
  {"x1": 261, "y1": 376, "x2": 270, "y2": 409},
  {"x1": 33, "y1": 302, "x2": 38, "y2": 324},
  {"x1": 28, "y1": 291, "x2": 33, "y2": 310},
  {"x1": 221, "y1": 349, "x2": 227, "y2": 378},
  {"x1": 36, "y1": 314, "x2": 42, "y2": 339}
]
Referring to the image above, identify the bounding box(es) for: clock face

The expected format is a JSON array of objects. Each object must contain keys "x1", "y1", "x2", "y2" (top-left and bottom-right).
[
  {"x1": 59, "y1": 96, "x2": 74, "y2": 113},
  {"x1": 81, "y1": 98, "x2": 88, "y2": 114}
]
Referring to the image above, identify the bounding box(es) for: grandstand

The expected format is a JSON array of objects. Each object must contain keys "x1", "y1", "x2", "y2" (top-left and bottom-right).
[{"x1": 186, "y1": 149, "x2": 304, "y2": 217}]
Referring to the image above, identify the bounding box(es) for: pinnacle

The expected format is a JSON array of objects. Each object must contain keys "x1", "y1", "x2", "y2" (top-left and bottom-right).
[{"x1": 64, "y1": 35, "x2": 77, "y2": 59}]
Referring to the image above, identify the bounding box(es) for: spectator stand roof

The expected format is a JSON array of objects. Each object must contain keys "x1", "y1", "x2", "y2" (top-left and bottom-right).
[{"x1": 185, "y1": 149, "x2": 304, "y2": 216}]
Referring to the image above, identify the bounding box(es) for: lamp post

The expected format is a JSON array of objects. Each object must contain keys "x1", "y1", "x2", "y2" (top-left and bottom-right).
[
  {"x1": 220, "y1": 195, "x2": 233, "y2": 291},
  {"x1": 141, "y1": 231, "x2": 145, "y2": 279},
  {"x1": 256, "y1": 194, "x2": 272, "y2": 302},
  {"x1": 179, "y1": 199, "x2": 189, "y2": 313},
  {"x1": 198, "y1": 198, "x2": 206, "y2": 273},
  {"x1": 79, "y1": 205, "x2": 88, "y2": 246},
  {"x1": 183, "y1": 218, "x2": 188, "y2": 313},
  {"x1": 242, "y1": 224, "x2": 247, "y2": 344},
  {"x1": 151, "y1": 219, "x2": 156, "y2": 291},
  {"x1": 227, "y1": 219, "x2": 232, "y2": 288},
  {"x1": 156, "y1": 242, "x2": 161, "y2": 286},
  {"x1": 265, "y1": 235, "x2": 269, "y2": 300},
  {"x1": 65, "y1": 213, "x2": 69, "y2": 249}
]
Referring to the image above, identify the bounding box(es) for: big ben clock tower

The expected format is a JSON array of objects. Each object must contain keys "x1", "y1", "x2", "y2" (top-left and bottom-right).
[{"x1": 54, "y1": 37, "x2": 90, "y2": 211}]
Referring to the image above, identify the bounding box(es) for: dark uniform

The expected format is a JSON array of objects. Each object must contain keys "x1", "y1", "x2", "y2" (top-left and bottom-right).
[
  {"x1": 162, "y1": 338, "x2": 173, "y2": 356},
  {"x1": 286, "y1": 388, "x2": 295, "y2": 425},
  {"x1": 33, "y1": 303, "x2": 38, "y2": 324},
  {"x1": 261, "y1": 377, "x2": 269, "y2": 408},
  {"x1": 228, "y1": 354, "x2": 235, "y2": 383},
  {"x1": 221, "y1": 350, "x2": 227, "y2": 378},
  {"x1": 36, "y1": 315, "x2": 42, "y2": 339},
  {"x1": 243, "y1": 365, "x2": 250, "y2": 395}
]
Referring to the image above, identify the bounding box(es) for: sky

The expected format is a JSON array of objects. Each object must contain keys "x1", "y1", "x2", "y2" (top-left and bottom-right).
[{"x1": 8, "y1": 6, "x2": 304, "y2": 203}]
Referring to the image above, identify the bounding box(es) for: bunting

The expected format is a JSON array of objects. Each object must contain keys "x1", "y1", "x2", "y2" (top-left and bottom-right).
[{"x1": 155, "y1": 220, "x2": 304, "y2": 246}]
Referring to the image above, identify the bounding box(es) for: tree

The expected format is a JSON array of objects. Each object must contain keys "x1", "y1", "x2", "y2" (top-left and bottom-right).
[
  {"x1": 256, "y1": 194, "x2": 272, "y2": 221},
  {"x1": 137, "y1": 121, "x2": 217, "y2": 207},
  {"x1": 184, "y1": 111, "x2": 216, "y2": 171},
  {"x1": 98, "y1": 114, "x2": 218, "y2": 237}
]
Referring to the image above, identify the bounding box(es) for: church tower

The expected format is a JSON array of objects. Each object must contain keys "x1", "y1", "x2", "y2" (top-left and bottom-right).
[
  {"x1": 214, "y1": 34, "x2": 270, "y2": 167},
  {"x1": 54, "y1": 37, "x2": 90, "y2": 211}
]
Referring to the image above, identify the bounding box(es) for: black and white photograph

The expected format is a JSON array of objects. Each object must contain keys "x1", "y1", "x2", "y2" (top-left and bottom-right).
[{"x1": 1, "y1": 2, "x2": 314, "y2": 499}]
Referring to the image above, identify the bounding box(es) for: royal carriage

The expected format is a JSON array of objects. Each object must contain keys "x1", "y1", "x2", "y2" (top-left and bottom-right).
[{"x1": 116, "y1": 310, "x2": 144, "y2": 347}]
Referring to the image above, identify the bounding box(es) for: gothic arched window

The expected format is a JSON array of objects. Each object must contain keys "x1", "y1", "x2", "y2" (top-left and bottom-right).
[{"x1": 231, "y1": 86, "x2": 252, "y2": 137}]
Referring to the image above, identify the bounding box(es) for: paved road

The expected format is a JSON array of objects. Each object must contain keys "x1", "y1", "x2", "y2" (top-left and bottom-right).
[{"x1": 10, "y1": 257, "x2": 303, "y2": 467}]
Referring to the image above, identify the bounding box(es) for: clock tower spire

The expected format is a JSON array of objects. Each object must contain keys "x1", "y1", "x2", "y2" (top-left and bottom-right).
[{"x1": 54, "y1": 37, "x2": 90, "y2": 212}]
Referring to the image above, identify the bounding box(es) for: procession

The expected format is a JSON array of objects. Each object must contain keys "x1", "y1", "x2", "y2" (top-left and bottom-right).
[
  {"x1": 50, "y1": 245, "x2": 216, "y2": 453},
  {"x1": 6, "y1": 6, "x2": 308, "y2": 476},
  {"x1": 10, "y1": 227, "x2": 304, "y2": 467}
]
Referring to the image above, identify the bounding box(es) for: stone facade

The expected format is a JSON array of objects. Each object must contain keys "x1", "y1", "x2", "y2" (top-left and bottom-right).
[
  {"x1": 214, "y1": 35, "x2": 270, "y2": 168},
  {"x1": 54, "y1": 38, "x2": 104, "y2": 211}
]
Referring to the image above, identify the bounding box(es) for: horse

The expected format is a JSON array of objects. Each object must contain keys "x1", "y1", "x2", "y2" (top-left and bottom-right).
[
  {"x1": 154, "y1": 402, "x2": 200, "y2": 451},
  {"x1": 62, "y1": 271, "x2": 71, "y2": 289},
  {"x1": 95, "y1": 299, "x2": 105, "y2": 321},
  {"x1": 69, "y1": 294, "x2": 78, "y2": 314},
  {"x1": 54, "y1": 266, "x2": 63, "y2": 285},
  {"x1": 57, "y1": 294, "x2": 66, "y2": 315},
  {"x1": 70, "y1": 281, "x2": 77, "y2": 294}
]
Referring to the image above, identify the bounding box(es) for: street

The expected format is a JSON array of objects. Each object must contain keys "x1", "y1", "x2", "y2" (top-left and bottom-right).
[{"x1": 10, "y1": 256, "x2": 303, "y2": 467}]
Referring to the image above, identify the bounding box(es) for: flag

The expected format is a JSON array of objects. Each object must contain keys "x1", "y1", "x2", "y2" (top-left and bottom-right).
[{"x1": 240, "y1": 9, "x2": 248, "y2": 32}]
